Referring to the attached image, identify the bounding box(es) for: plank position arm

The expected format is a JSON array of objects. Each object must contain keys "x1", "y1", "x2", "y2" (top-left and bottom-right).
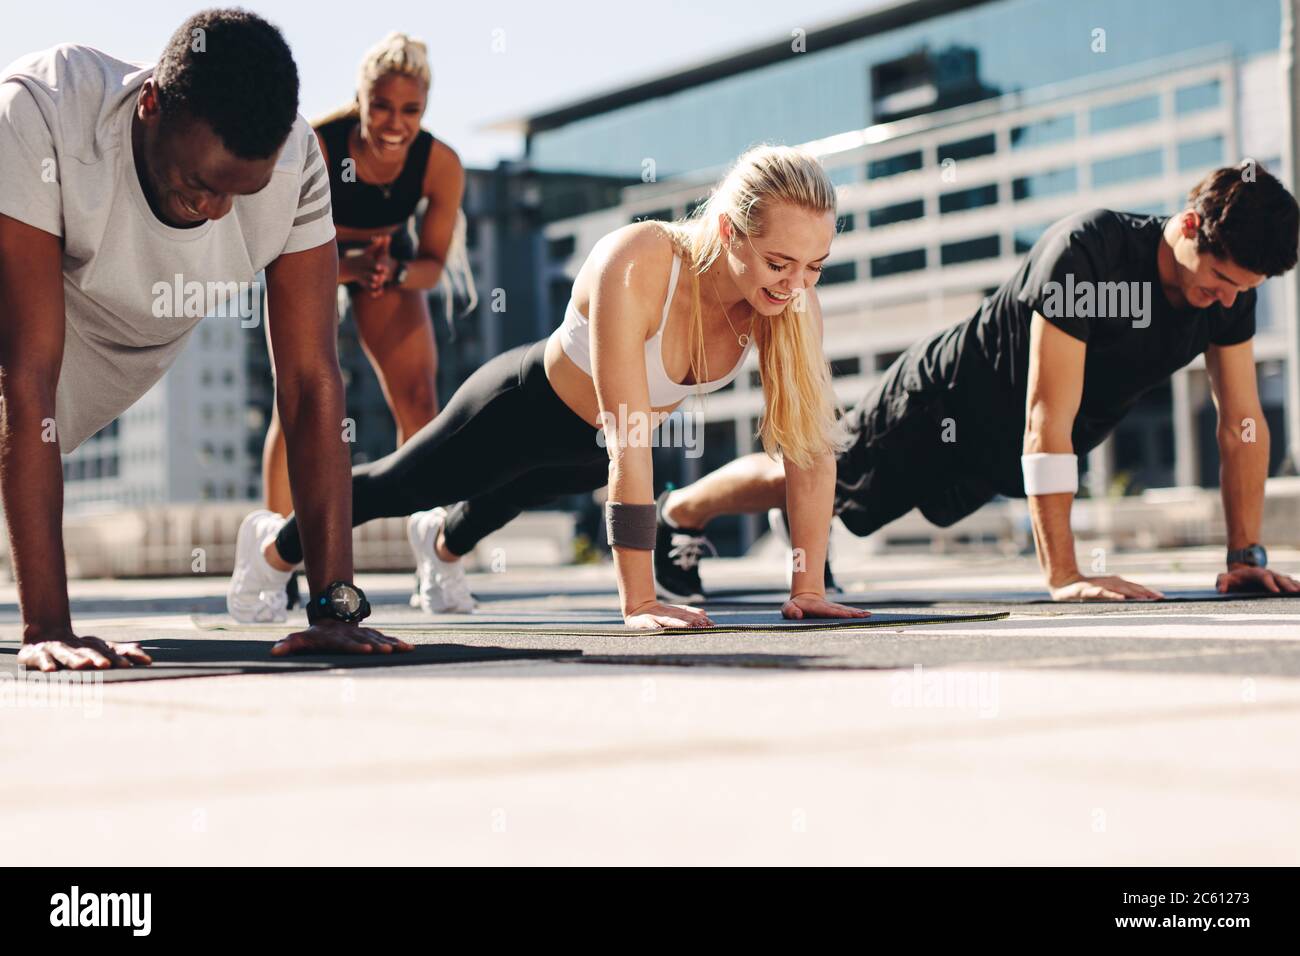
[
  {"x1": 1024, "y1": 312, "x2": 1164, "y2": 601},
  {"x1": 781, "y1": 288, "x2": 868, "y2": 620},
  {"x1": 263, "y1": 240, "x2": 412, "y2": 655},
  {"x1": 590, "y1": 232, "x2": 713, "y2": 629},
  {"x1": 1205, "y1": 338, "x2": 1299, "y2": 593},
  {"x1": 0, "y1": 213, "x2": 154, "y2": 670}
]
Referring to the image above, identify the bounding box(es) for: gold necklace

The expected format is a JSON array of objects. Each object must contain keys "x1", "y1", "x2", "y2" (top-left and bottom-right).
[{"x1": 708, "y1": 269, "x2": 755, "y2": 348}]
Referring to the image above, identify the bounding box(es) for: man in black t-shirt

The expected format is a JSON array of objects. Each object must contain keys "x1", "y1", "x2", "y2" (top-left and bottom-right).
[{"x1": 655, "y1": 163, "x2": 1300, "y2": 602}]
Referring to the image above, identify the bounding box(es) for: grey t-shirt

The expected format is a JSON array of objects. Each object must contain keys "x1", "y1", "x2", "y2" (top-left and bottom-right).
[{"x1": 0, "y1": 44, "x2": 335, "y2": 451}]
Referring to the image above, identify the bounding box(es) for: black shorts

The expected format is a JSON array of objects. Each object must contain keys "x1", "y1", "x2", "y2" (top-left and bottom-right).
[{"x1": 833, "y1": 340, "x2": 1015, "y2": 537}]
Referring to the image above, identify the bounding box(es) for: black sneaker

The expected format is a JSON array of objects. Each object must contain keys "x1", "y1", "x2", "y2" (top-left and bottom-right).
[
  {"x1": 653, "y1": 490, "x2": 715, "y2": 603},
  {"x1": 767, "y1": 508, "x2": 840, "y2": 594}
]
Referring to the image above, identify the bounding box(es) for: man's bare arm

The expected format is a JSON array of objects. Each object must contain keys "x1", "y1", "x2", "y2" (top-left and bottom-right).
[
  {"x1": 1024, "y1": 313, "x2": 1162, "y2": 600},
  {"x1": 1206, "y1": 339, "x2": 1299, "y2": 593},
  {"x1": 0, "y1": 213, "x2": 150, "y2": 669},
  {"x1": 263, "y1": 240, "x2": 353, "y2": 594},
  {"x1": 262, "y1": 239, "x2": 412, "y2": 655}
]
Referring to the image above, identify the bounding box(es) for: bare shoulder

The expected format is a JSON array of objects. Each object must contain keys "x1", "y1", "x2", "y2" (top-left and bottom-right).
[
  {"x1": 425, "y1": 134, "x2": 465, "y2": 193},
  {"x1": 588, "y1": 221, "x2": 678, "y2": 300}
]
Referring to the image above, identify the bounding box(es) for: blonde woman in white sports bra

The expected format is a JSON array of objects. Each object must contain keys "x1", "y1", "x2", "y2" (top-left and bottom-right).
[{"x1": 230, "y1": 144, "x2": 870, "y2": 630}]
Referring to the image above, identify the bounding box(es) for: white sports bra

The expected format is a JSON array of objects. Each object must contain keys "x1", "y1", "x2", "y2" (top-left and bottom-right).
[{"x1": 550, "y1": 253, "x2": 755, "y2": 407}]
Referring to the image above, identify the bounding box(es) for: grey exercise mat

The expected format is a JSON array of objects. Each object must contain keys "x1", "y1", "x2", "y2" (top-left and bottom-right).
[
  {"x1": 0, "y1": 638, "x2": 582, "y2": 683},
  {"x1": 706, "y1": 587, "x2": 1300, "y2": 607},
  {"x1": 191, "y1": 608, "x2": 1010, "y2": 636}
]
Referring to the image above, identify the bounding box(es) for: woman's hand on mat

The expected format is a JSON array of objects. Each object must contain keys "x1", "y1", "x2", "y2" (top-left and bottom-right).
[
  {"x1": 17, "y1": 630, "x2": 153, "y2": 671},
  {"x1": 782, "y1": 592, "x2": 871, "y2": 620},
  {"x1": 1050, "y1": 575, "x2": 1164, "y2": 602},
  {"x1": 1216, "y1": 566, "x2": 1300, "y2": 594},
  {"x1": 624, "y1": 601, "x2": 714, "y2": 629},
  {"x1": 271, "y1": 620, "x2": 414, "y2": 656}
]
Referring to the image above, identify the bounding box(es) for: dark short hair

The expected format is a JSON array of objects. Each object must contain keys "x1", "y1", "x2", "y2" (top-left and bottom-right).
[
  {"x1": 1187, "y1": 163, "x2": 1299, "y2": 277},
  {"x1": 153, "y1": 8, "x2": 299, "y2": 160}
]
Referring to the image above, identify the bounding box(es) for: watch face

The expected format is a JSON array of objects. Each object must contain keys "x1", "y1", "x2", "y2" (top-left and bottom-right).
[
  {"x1": 330, "y1": 585, "x2": 361, "y2": 616},
  {"x1": 1246, "y1": 544, "x2": 1268, "y2": 567}
]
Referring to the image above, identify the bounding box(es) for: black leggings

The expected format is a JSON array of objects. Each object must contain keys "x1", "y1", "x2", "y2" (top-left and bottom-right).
[{"x1": 274, "y1": 339, "x2": 609, "y2": 564}]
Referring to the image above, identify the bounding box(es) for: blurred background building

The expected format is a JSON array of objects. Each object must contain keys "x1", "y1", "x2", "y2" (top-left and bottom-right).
[{"x1": 51, "y1": 0, "x2": 1296, "y2": 564}]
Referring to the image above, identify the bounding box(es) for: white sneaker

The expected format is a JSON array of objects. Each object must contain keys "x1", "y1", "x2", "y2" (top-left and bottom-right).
[
  {"x1": 227, "y1": 510, "x2": 294, "y2": 623},
  {"x1": 407, "y1": 508, "x2": 477, "y2": 613}
]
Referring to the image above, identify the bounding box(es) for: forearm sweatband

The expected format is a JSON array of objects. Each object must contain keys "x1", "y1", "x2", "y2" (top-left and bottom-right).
[
  {"x1": 1021, "y1": 453, "x2": 1078, "y2": 496},
  {"x1": 605, "y1": 501, "x2": 657, "y2": 550}
]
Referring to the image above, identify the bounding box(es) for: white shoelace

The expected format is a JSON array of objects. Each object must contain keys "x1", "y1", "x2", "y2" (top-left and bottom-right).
[{"x1": 667, "y1": 532, "x2": 717, "y2": 571}]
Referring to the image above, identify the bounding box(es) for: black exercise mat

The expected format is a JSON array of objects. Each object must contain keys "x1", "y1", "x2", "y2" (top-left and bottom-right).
[
  {"x1": 0, "y1": 638, "x2": 582, "y2": 683},
  {"x1": 192, "y1": 608, "x2": 1010, "y2": 636},
  {"x1": 705, "y1": 587, "x2": 1300, "y2": 607}
]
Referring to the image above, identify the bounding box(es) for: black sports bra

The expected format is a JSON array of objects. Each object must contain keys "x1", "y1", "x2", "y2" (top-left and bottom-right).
[{"x1": 316, "y1": 115, "x2": 434, "y2": 230}]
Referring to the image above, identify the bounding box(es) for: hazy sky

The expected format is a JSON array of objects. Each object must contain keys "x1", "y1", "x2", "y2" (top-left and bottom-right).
[{"x1": 0, "y1": 0, "x2": 889, "y2": 169}]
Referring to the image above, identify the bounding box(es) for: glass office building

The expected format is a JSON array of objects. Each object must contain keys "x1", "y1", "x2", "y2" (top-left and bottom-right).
[{"x1": 500, "y1": 0, "x2": 1292, "y2": 553}]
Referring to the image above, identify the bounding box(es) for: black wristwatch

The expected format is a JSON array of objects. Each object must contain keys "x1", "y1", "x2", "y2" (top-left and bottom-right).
[
  {"x1": 306, "y1": 581, "x2": 371, "y2": 624},
  {"x1": 1226, "y1": 544, "x2": 1267, "y2": 569}
]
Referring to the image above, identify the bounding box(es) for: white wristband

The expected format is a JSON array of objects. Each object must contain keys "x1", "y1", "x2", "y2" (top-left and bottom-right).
[{"x1": 1021, "y1": 453, "x2": 1078, "y2": 496}]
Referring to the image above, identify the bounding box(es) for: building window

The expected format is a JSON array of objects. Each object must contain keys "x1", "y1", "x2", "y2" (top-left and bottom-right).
[
  {"x1": 1011, "y1": 113, "x2": 1076, "y2": 150},
  {"x1": 869, "y1": 199, "x2": 925, "y2": 228},
  {"x1": 1089, "y1": 94, "x2": 1160, "y2": 134},
  {"x1": 1013, "y1": 223, "x2": 1051, "y2": 254},
  {"x1": 1013, "y1": 166, "x2": 1078, "y2": 201},
  {"x1": 867, "y1": 150, "x2": 923, "y2": 180},
  {"x1": 941, "y1": 235, "x2": 1001, "y2": 265},
  {"x1": 836, "y1": 212, "x2": 856, "y2": 234},
  {"x1": 547, "y1": 235, "x2": 576, "y2": 260},
  {"x1": 829, "y1": 357, "x2": 861, "y2": 378},
  {"x1": 1092, "y1": 148, "x2": 1163, "y2": 188},
  {"x1": 1175, "y1": 79, "x2": 1221, "y2": 115},
  {"x1": 1177, "y1": 135, "x2": 1224, "y2": 172},
  {"x1": 874, "y1": 350, "x2": 904, "y2": 371},
  {"x1": 937, "y1": 133, "x2": 996, "y2": 164},
  {"x1": 827, "y1": 164, "x2": 859, "y2": 187},
  {"x1": 939, "y1": 184, "x2": 998, "y2": 215},
  {"x1": 870, "y1": 249, "x2": 926, "y2": 278},
  {"x1": 820, "y1": 262, "x2": 857, "y2": 285}
]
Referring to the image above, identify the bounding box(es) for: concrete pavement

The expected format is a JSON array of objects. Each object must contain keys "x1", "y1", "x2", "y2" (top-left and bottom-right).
[{"x1": 2, "y1": 547, "x2": 1298, "y2": 865}]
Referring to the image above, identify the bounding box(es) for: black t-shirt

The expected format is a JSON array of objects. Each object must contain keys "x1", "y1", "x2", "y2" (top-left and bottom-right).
[{"x1": 894, "y1": 209, "x2": 1256, "y2": 480}]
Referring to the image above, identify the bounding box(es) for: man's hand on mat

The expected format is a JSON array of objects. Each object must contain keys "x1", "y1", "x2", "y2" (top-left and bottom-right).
[
  {"x1": 1050, "y1": 575, "x2": 1164, "y2": 602},
  {"x1": 17, "y1": 631, "x2": 153, "y2": 671},
  {"x1": 1216, "y1": 566, "x2": 1300, "y2": 595},
  {"x1": 272, "y1": 620, "x2": 414, "y2": 656},
  {"x1": 624, "y1": 601, "x2": 714, "y2": 629},
  {"x1": 782, "y1": 592, "x2": 871, "y2": 620}
]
